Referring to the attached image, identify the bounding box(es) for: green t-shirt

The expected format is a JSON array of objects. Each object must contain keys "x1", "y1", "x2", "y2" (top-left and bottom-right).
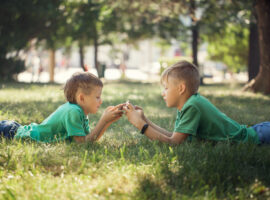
[
  {"x1": 174, "y1": 93, "x2": 259, "y2": 144},
  {"x1": 15, "y1": 102, "x2": 90, "y2": 143}
]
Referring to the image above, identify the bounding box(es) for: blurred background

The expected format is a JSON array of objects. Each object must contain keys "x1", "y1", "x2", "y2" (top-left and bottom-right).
[{"x1": 0, "y1": 0, "x2": 269, "y2": 92}]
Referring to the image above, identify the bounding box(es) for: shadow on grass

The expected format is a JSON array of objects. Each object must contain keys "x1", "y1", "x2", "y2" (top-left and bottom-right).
[
  {"x1": 134, "y1": 142, "x2": 270, "y2": 199},
  {"x1": 133, "y1": 177, "x2": 168, "y2": 200},
  {"x1": 4, "y1": 131, "x2": 270, "y2": 199},
  {"x1": 204, "y1": 95, "x2": 270, "y2": 124},
  {"x1": 72, "y1": 138, "x2": 270, "y2": 199}
]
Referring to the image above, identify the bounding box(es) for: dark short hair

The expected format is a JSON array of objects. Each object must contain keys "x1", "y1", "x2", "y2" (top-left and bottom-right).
[
  {"x1": 161, "y1": 60, "x2": 200, "y2": 94},
  {"x1": 64, "y1": 72, "x2": 103, "y2": 103}
]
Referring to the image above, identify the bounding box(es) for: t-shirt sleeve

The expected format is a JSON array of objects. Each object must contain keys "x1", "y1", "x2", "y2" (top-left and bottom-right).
[
  {"x1": 174, "y1": 106, "x2": 201, "y2": 136},
  {"x1": 63, "y1": 109, "x2": 88, "y2": 137},
  {"x1": 84, "y1": 118, "x2": 90, "y2": 133}
]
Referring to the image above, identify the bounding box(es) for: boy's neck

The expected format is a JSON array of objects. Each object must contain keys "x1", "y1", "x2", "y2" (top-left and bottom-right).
[{"x1": 177, "y1": 93, "x2": 193, "y2": 111}]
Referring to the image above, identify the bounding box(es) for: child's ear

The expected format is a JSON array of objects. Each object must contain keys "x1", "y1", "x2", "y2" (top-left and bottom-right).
[
  {"x1": 78, "y1": 93, "x2": 85, "y2": 102},
  {"x1": 177, "y1": 82, "x2": 186, "y2": 95}
]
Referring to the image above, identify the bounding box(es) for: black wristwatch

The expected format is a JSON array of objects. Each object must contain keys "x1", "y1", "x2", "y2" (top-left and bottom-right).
[{"x1": 140, "y1": 123, "x2": 149, "y2": 134}]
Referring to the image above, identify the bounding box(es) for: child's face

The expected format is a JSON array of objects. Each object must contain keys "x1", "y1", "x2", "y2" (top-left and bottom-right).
[
  {"x1": 161, "y1": 77, "x2": 183, "y2": 108},
  {"x1": 79, "y1": 86, "x2": 103, "y2": 115}
]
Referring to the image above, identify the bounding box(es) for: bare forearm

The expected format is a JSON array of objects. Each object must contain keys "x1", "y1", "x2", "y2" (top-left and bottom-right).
[
  {"x1": 85, "y1": 120, "x2": 110, "y2": 142},
  {"x1": 144, "y1": 126, "x2": 188, "y2": 145},
  {"x1": 96, "y1": 123, "x2": 111, "y2": 140},
  {"x1": 144, "y1": 117, "x2": 173, "y2": 137},
  {"x1": 134, "y1": 119, "x2": 187, "y2": 145},
  {"x1": 144, "y1": 126, "x2": 173, "y2": 143},
  {"x1": 133, "y1": 119, "x2": 172, "y2": 143}
]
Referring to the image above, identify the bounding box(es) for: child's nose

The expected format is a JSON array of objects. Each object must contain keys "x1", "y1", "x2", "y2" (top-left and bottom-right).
[
  {"x1": 100, "y1": 99, "x2": 103, "y2": 105},
  {"x1": 161, "y1": 90, "x2": 165, "y2": 96}
]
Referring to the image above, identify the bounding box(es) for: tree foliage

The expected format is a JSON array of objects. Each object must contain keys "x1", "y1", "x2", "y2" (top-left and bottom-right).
[
  {"x1": 0, "y1": 0, "x2": 64, "y2": 79},
  {"x1": 0, "y1": 0, "x2": 269, "y2": 89},
  {"x1": 205, "y1": 24, "x2": 249, "y2": 72},
  {"x1": 201, "y1": 0, "x2": 253, "y2": 72}
]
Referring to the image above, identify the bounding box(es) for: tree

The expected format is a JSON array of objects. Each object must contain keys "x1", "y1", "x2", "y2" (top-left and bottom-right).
[
  {"x1": 65, "y1": 0, "x2": 121, "y2": 77},
  {"x1": 110, "y1": 0, "x2": 185, "y2": 55},
  {"x1": 0, "y1": 0, "x2": 65, "y2": 81},
  {"x1": 64, "y1": 0, "x2": 98, "y2": 71},
  {"x1": 198, "y1": 0, "x2": 261, "y2": 82},
  {"x1": 245, "y1": 0, "x2": 270, "y2": 94},
  {"x1": 205, "y1": 24, "x2": 249, "y2": 72},
  {"x1": 189, "y1": 0, "x2": 199, "y2": 68},
  {"x1": 248, "y1": 8, "x2": 260, "y2": 81},
  {"x1": 35, "y1": 0, "x2": 67, "y2": 82}
]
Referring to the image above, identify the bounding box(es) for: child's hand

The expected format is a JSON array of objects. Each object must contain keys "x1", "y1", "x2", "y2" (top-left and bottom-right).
[
  {"x1": 102, "y1": 104, "x2": 124, "y2": 124},
  {"x1": 117, "y1": 102, "x2": 127, "y2": 111},
  {"x1": 134, "y1": 105, "x2": 146, "y2": 121},
  {"x1": 125, "y1": 101, "x2": 146, "y2": 120},
  {"x1": 123, "y1": 102, "x2": 145, "y2": 130}
]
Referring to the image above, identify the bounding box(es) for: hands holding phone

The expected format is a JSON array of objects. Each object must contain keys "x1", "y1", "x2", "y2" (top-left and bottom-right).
[
  {"x1": 122, "y1": 101, "x2": 146, "y2": 130},
  {"x1": 107, "y1": 100, "x2": 146, "y2": 130}
]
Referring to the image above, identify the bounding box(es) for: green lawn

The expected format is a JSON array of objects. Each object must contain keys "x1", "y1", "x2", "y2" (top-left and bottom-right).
[{"x1": 0, "y1": 81, "x2": 270, "y2": 200}]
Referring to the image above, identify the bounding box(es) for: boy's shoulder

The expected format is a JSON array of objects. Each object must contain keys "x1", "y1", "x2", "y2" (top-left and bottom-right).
[
  {"x1": 182, "y1": 93, "x2": 211, "y2": 111},
  {"x1": 183, "y1": 93, "x2": 201, "y2": 107}
]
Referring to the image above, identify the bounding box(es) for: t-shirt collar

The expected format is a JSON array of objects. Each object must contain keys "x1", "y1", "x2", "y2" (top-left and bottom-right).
[{"x1": 180, "y1": 92, "x2": 200, "y2": 112}]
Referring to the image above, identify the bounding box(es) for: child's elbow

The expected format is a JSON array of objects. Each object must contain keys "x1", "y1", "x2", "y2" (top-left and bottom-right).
[
  {"x1": 169, "y1": 133, "x2": 188, "y2": 145},
  {"x1": 73, "y1": 136, "x2": 86, "y2": 143},
  {"x1": 169, "y1": 138, "x2": 183, "y2": 145}
]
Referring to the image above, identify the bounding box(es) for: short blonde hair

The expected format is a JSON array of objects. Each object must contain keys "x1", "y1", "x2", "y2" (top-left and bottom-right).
[
  {"x1": 64, "y1": 72, "x2": 103, "y2": 103},
  {"x1": 161, "y1": 61, "x2": 200, "y2": 94}
]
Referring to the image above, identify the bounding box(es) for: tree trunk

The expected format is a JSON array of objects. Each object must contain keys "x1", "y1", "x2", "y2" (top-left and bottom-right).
[
  {"x1": 79, "y1": 43, "x2": 85, "y2": 71},
  {"x1": 93, "y1": 24, "x2": 101, "y2": 77},
  {"x1": 245, "y1": 0, "x2": 270, "y2": 94},
  {"x1": 248, "y1": 9, "x2": 260, "y2": 81},
  {"x1": 94, "y1": 37, "x2": 101, "y2": 77},
  {"x1": 191, "y1": 25, "x2": 199, "y2": 67},
  {"x1": 248, "y1": 22, "x2": 260, "y2": 81},
  {"x1": 192, "y1": 25, "x2": 203, "y2": 85},
  {"x1": 49, "y1": 49, "x2": 55, "y2": 83},
  {"x1": 190, "y1": 0, "x2": 202, "y2": 84}
]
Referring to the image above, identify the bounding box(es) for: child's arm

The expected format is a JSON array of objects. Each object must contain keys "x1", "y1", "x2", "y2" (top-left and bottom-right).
[
  {"x1": 124, "y1": 104, "x2": 188, "y2": 145},
  {"x1": 73, "y1": 120, "x2": 110, "y2": 143},
  {"x1": 134, "y1": 105, "x2": 173, "y2": 137},
  {"x1": 74, "y1": 104, "x2": 124, "y2": 143},
  {"x1": 85, "y1": 118, "x2": 112, "y2": 142}
]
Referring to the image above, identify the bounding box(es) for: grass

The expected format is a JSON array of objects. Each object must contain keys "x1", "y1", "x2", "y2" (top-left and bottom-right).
[{"x1": 0, "y1": 81, "x2": 270, "y2": 199}]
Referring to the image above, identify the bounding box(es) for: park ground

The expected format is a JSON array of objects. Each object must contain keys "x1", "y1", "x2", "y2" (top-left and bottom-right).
[{"x1": 0, "y1": 81, "x2": 270, "y2": 199}]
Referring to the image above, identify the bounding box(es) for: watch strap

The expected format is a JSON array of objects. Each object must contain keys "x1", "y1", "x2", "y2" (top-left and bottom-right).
[{"x1": 141, "y1": 123, "x2": 149, "y2": 134}]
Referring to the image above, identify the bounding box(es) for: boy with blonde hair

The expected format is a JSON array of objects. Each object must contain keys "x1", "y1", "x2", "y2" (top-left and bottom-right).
[
  {"x1": 0, "y1": 72, "x2": 123, "y2": 143},
  {"x1": 124, "y1": 61, "x2": 270, "y2": 145}
]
